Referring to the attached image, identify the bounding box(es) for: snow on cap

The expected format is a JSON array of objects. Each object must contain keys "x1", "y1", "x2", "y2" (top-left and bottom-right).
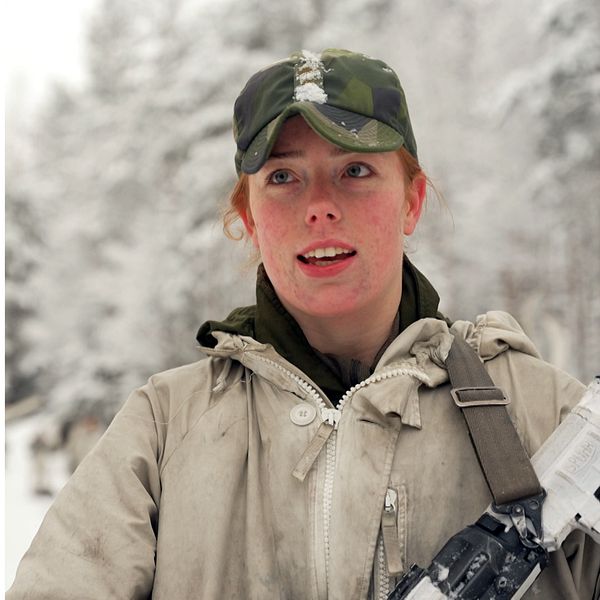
[
  {"x1": 233, "y1": 48, "x2": 418, "y2": 174},
  {"x1": 293, "y1": 50, "x2": 327, "y2": 103}
]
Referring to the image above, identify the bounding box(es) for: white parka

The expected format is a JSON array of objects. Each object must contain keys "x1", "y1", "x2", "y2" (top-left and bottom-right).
[{"x1": 8, "y1": 311, "x2": 599, "y2": 599}]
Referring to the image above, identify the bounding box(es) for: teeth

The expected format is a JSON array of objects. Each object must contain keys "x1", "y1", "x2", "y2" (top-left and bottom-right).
[{"x1": 303, "y1": 246, "x2": 352, "y2": 259}]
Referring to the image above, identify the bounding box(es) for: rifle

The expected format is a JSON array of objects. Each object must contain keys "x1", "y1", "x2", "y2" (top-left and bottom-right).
[{"x1": 389, "y1": 378, "x2": 600, "y2": 600}]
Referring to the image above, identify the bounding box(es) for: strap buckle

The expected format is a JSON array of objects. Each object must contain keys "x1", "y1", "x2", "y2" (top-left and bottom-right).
[
  {"x1": 492, "y1": 489, "x2": 547, "y2": 548},
  {"x1": 451, "y1": 386, "x2": 509, "y2": 408}
]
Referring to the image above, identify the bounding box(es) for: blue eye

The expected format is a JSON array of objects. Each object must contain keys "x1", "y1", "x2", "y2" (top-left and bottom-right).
[
  {"x1": 269, "y1": 170, "x2": 294, "y2": 184},
  {"x1": 345, "y1": 163, "x2": 371, "y2": 178}
]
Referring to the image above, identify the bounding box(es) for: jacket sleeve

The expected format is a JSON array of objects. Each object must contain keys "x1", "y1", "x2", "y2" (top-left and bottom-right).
[{"x1": 7, "y1": 384, "x2": 164, "y2": 600}]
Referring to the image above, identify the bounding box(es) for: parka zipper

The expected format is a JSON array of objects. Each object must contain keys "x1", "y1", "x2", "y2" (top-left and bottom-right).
[
  {"x1": 376, "y1": 532, "x2": 390, "y2": 600},
  {"x1": 252, "y1": 355, "x2": 426, "y2": 594}
]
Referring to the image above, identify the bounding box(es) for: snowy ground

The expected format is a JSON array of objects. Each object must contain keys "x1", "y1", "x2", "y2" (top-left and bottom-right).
[{"x1": 5, "y1": 414, "x2": 70, "y2": 589}]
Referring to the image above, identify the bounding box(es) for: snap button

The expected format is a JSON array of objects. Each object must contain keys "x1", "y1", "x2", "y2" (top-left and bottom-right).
[{"x1": 290, "y1": 403, "x2": 317, "y2": 426}]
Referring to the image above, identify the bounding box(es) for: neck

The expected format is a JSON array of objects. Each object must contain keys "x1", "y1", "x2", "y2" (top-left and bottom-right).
[{"x1": 287, "y1": 293, "x2": 402, "y2": 366}]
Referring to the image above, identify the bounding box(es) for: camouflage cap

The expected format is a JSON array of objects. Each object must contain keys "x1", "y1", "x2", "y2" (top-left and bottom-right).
[{"x1": 233, "y1": 48, "x2": 418, "y2": 174}]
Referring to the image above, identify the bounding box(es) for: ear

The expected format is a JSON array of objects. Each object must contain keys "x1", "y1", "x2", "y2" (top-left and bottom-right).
[
  {"x1": 240, "y1": 205, "x2": 260, "y2": 248},
  {"x1": 403, "y1": 173, "x2": 426, "y2": 235}
]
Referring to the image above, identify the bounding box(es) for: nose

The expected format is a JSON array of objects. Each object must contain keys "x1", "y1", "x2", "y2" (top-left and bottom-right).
[{"x1": 304, "y1": 182, "x2": 342, "y2": 226}]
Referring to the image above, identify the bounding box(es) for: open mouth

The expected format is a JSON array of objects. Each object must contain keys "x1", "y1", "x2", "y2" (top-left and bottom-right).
[{"x1": 297, "y1": 246, "x2": 357, "y2": 267}]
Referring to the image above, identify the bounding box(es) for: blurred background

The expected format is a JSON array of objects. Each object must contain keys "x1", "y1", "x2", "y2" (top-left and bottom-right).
[{"x1": 5, "y1": 0, "x2": 600, "y2": 587}]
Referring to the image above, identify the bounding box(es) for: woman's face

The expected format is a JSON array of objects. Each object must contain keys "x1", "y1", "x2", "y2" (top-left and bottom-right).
[{"x1": 242, "y1": 116, "x2": 424, "y2": 323}]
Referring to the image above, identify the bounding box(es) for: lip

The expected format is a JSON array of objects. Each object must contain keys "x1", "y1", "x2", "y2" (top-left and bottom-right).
[{"x1": 296, "y1": 239, "x2": 357, "y2": 279}]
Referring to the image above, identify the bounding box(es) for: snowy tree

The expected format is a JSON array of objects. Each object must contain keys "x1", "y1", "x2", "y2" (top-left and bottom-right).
[
  {"x1": 468, "y1": 0, "x2": 600, "y2": 379},
  {"x1": 7, "y1": 0, "x2": 599, "y2": 420},
  {"x1": 5, "y1": 118, "x2": 42, "y2": 404}
]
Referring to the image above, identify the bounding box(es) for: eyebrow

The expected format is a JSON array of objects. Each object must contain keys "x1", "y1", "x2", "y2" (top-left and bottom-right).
[{"x1": 268, "y1": 146, "x2": 352, "y2": 160}]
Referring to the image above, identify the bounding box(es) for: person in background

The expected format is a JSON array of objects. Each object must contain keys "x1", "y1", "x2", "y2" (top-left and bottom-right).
[{"x1": 8, "y1": 49, "x2": 599, "y2": 599}]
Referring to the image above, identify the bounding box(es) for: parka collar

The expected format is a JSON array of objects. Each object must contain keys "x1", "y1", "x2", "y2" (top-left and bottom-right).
[{"x1": 201, "y1": 311, "x2": 541, "y2": 430}]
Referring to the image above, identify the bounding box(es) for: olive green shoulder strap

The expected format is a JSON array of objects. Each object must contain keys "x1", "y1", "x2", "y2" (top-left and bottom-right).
[{"x1": 446, "y1": 337, "x2": 543, "y2": 506}]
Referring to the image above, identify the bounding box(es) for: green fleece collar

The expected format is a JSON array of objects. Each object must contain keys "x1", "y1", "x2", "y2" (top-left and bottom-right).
[{"x1": 197, "y1": 258, "x2": 443, "y2": 401}]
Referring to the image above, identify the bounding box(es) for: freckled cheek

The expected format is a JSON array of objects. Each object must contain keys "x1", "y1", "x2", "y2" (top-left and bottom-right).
[
  {"x1": 353, "y1": 208, "x2": 404, "y2": 258},
  {"x1": 254, "y1": 206, "x2": 298, "y2": 262}
]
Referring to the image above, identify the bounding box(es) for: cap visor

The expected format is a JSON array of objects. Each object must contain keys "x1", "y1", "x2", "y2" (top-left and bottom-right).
[{"x1": 240, "y1": 102, "x2": 405, "y2": 174}]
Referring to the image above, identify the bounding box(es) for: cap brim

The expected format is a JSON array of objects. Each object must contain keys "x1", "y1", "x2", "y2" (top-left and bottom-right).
[{"x1": 240, "y1": 102, "x2": 405, "y2": 174}]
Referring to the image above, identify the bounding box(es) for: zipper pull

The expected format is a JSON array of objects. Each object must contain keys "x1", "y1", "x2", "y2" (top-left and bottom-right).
[
  {"x1": 382, "y1": 488, "x2": 404, "y2": 576},
  {"x1": 320, "y1": 407, "x2": 341, "y2": 428}
]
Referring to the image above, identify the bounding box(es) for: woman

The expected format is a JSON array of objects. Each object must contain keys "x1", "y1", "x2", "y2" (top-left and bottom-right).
[{"x1": 8, "y1": 49, "x2": 598, "y2": 599}]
